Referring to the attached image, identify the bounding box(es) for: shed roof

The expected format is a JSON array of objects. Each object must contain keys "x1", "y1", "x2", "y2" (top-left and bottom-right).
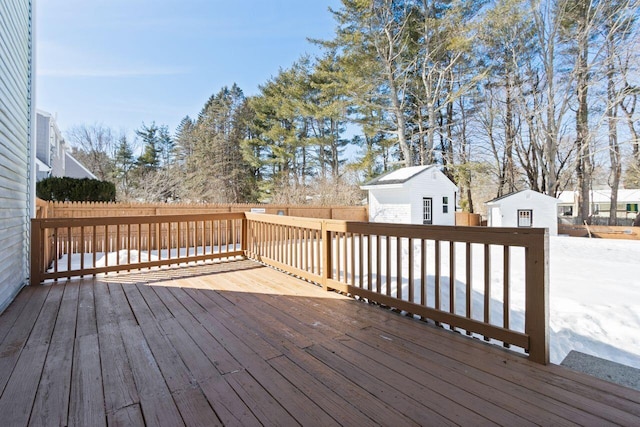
[
  {"x1": 486, "y1": 189, "x2": 558, "y2": 205},
  {"x1": 361, "y1": 165, "x2": 438, "y2": 188}
]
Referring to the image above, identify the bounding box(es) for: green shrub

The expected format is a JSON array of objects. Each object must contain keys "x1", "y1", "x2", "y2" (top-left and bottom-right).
[{"x1": 36, "y1": 177, "x2": 116, "y2": 202}]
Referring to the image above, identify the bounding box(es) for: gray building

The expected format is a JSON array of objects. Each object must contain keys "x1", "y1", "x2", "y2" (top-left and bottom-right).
[
  {"x1": 0, "y1": 0, "x2": 34, "y2": 311},
  {"x1": 35, "y1": 110, "x2": 97, "y2": 181}
]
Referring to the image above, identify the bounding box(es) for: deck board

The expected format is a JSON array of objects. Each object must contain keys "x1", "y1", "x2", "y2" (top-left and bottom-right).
[
  {"x1": 69, "y1": 333, "x2": 106, "y2": 427},
  {"x1": 0, "y1": 285, "x2": 63, "y2": 426},
  {"x1": 0, "y1": 259, "x2": 639, "y2": 426},
  {"x1": 29, "y1": 283, "x2": 79, "y2": 427},
  {"x1": 93, "y1": 283, "x2": 139, "y2": 420},
  {"x1": 347, "y1": 325, "x2": 576, "y2": 426}
]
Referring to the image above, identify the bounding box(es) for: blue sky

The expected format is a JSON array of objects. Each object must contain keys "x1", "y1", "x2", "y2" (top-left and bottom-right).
[{"x1": 36, "y1": 0, "x2": 342, "y2": 140}]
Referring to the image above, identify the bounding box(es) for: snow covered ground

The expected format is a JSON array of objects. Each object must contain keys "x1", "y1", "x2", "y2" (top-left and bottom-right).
[
  {"x1": 548, "y1": 237, "x2": 640, "y2": 367},
  {"x1": 50, "y1": 236, "x2": 640, "y2": 368}
]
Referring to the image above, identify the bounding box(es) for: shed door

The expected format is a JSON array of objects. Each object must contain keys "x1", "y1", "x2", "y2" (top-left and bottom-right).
[
  {"x1": 491, "y1": 207, "x2": 501, "y2": 227},
  {"x1": 423, "y1": 197, "x2": 433, "y2": 225}
]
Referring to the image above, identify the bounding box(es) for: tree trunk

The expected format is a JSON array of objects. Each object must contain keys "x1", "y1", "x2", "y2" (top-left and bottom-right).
[
  {"x1": 606, "y1": 30, "x2": 621, "y2": 225},
  {"x1": 505, "y1": 74, "x2": 516, "y2": 193},
  {"x1": 575, "y1": 16, "x2": 591, "y2": 224}
]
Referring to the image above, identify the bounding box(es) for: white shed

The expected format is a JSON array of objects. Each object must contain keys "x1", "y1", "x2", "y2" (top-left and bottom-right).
[
  {"x1": 486, "y1": 190, "x2": 559, "y2": 235},
  {"x1": 360, "y1": 165, "x2": 457, "y2": 225}
]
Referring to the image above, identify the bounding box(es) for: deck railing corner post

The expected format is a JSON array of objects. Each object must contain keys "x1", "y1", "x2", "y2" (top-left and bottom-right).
[
  {"x1": 525, "y1": 229, "x2": 550, "y2": 364},
  {"x1": 241, "y1": 214, "x2": 248, "y2": 257},
  {"x1": 30, "y1": 218, "x2": 42, "y2": 286}
]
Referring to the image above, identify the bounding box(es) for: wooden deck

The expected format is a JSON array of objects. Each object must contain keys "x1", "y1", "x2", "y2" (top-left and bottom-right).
[{"x1": 1, "y1": 260, "x2": 639, "y2": 426}]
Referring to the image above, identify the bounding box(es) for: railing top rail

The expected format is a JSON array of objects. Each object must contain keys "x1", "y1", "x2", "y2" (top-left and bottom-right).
[
  {"x1": 32, "y1": 212, "x2": 245, "y2": 228},
  {"x1": 325, "y1": 221, "x2": 547, "y2": 247},
  {"x1": 244, "y1": 212, "x2": 324, "y2": 230},
  {"x1": 246, "y1": 213, "x2": 547, "y2": 247}
]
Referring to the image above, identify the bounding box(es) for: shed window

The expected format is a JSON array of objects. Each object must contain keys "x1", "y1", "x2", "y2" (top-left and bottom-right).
[
  {"x1": 559, "y1": 205, "x2": 573, "y2": 216},
  {"x1": 627, "y1": 203, "x2": 638, "y2": 213},
  {"x1": 443, "y1": 196, "x2": 449, "y2": 214},
  {"x1": 517, "y1": 210, "x2": 533, "y2": 227}
]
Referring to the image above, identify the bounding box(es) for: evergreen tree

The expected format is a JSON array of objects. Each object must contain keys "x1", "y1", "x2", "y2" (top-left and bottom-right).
[
  {"x1": 136, "y1": 122, "x2": 161, "y2": 172},
  {"x1": 113, "y1": 135, "x2": 135, "y2": 199},
  {"x1": 157, "y1": 125, "x2": 175, "y2": 168},
  {"x1": 188, "y1": 84, "x2": 255, "y2": 202}
]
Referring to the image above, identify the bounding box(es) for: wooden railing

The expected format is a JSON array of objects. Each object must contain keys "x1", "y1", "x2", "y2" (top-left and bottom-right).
[
  {"x1": 245, "y1": 213, "x2": 549, "y2": 364},
  {"x1": 31, "y1": 212, "x2": 549, "y2": 364},
  {"x1": 245, "y1": 214, "x2": 326, "y2": 284},
  {"x1": 30, "y1": 213, "x2": 245, "y2": 285}
]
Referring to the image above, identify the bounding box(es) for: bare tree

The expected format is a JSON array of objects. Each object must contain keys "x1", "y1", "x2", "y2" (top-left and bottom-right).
[
  {"x1": 66, "y1": 124, "x2": 116, "y2": 181},
  {"x1": 526, "y1": 0, "x2": 574, "y2": 197},
  {"x1": 368, "y1": 0, "x2": 417, "y2": 165}
]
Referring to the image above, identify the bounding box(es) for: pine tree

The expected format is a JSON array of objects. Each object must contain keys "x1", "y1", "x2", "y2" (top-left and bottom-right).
[
  {"x1": 188, "y1": 85, "x2": 255, "y2": 202},
  {"x1": 113, "y1": 135, "x2": 135, "y2": 199},
  {"x1": 136, "y1": 122, "x2": 160, "y2": 172},
  {"x1": 157, "y1": 125, "x2": 175, "y2": 168}
]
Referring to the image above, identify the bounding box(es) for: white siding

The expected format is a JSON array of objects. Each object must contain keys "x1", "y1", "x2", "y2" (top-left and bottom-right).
[
  {"x1": 63, "y1": 152, "x2": 97, "y2": 179},
  {"x1": 0, "y1": 0, "x2": 33, "y2": 311},
  {"x1": 406, "y1": 169, "x2": 457, "y2": 225},
  {"x1": 36, "y1": 112, "x2": 50, "y2": 164},
  {"x1": 369, "y1": 189, "x2": 412, "y2": 223}
]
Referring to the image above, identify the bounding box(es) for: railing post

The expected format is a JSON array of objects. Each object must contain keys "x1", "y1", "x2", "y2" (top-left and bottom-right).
[
  {"x1": 30, "y1": 219, "x2": 42, "y2": 285},
  {"x1": 321, "y1": 220, "x2": 331, "y2": 291},
  {"x1": 525, "y1": 230, "x2": 549, "y2": 364},
  {"x1": 241, "y1": 215, "x2": 248, "y2": 257}
]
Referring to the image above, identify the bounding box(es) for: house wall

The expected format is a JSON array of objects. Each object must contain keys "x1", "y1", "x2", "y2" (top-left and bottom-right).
[
  {"x1": 35, "y1": 112, "x2": 50, "y2": 165},
  {"x1": 489, "y1": 191, "x2": 558, "y2": 235},
  {"x1": 50, "y1": 143, "x2": 65, "y2": 177},
  {"x1": 369, "y1": 189, "x2": 412, "y2": 223},
  {"x1": 0, "y1": 0, "x2": 33, "y2": 311},
  {"x1": 557, "y1": 190, "x2": 640, "y2": 219},
  {"x1": 36, "y1": 111, "x2": 79, "y2": 181},
  {"x1": 407, "y1": 169, "x2": 456, "y2": 225}
]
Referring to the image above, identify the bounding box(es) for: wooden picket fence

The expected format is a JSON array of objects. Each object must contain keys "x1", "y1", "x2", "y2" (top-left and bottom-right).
[{"x1": 35, "y1": 199, "x2": 368, "y2": 221}]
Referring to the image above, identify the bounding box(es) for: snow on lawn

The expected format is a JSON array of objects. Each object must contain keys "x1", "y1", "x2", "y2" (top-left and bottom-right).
[
  {"x1": 51, "y1": 244, "x2": 241, "y2": 272},
  {"x1": 549, "y1": 236, "x2": 640, "y2": 367}
]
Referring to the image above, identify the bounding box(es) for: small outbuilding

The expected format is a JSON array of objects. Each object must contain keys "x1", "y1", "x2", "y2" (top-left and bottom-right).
[
  {"x1": 486, "y1": 189, "x2": 559, "y2": 235},
  {"x1": 360, "y1": 165, "x2": 457, "y2": 225}
]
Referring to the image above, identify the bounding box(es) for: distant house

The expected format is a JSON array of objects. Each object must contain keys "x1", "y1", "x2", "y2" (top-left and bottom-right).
[
  {"x1": 35, "y1": 110, "x2": 97, "y2": 181},
  {"x1": 486, "y1": 190, "x2": 559, "y2": 235},
  {"x1": 360, "y1": 165, "x2": 457, "y2": 225},
  {"x1": 557, "y1": 189, "x2": 640, "y2": 220},
  {"x1": 0, "y1": 0, "x2": 34, "y2": 311}
]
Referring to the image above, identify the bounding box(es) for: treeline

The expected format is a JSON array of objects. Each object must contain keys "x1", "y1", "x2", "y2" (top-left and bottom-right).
[{"x1": 69, "y1": 0, "x2": 640, "y2": 222}]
